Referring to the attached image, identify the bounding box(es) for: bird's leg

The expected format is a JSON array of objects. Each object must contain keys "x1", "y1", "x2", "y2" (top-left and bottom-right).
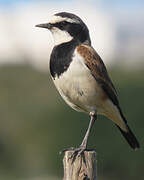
[
  {"x1": 79, "y1": 112, "x2": 97, "y2": 151},
  {"x1": 60, "y1": 112, "x2": 97, "y2": 160}
]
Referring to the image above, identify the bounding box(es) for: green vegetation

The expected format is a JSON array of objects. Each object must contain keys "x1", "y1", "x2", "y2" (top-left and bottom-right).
[{"x1": 0, "y1": 65, "x2": 143, "y2": 180}]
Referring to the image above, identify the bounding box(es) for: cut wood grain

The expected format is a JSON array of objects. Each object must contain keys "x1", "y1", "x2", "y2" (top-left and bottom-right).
[{"x1": 63, "y1": 150, "x2": 97, "y2": 180}]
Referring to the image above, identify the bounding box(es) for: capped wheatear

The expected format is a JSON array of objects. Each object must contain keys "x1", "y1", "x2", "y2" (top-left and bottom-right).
[{"x1": 36, "y1": 12, "x2": 140, "y2": 156}]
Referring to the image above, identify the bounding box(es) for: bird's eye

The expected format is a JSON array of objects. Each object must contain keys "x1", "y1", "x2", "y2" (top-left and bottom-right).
[{"x1": 61, "y1": 21, "x2": 67, "y2": 26}]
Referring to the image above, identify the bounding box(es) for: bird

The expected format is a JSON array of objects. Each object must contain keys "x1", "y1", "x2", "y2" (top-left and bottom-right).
[{"x1": 36, "y1": 12, "x2": 140, "y2": 155}]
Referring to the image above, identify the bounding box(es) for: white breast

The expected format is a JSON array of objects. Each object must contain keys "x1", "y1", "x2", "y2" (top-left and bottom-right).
[{"x1": 52, "y1": 48, "x2": 104, "y2": 113}]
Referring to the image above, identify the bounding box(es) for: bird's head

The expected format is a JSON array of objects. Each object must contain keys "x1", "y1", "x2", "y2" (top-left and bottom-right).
[{"x1": 36, "y1": 12, "x2": 91, "y2": 46}]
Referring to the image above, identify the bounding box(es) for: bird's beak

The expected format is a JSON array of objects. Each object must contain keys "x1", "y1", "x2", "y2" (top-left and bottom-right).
[{"x1": 35, "y1": 23, "x2": 52, "y2": 29}]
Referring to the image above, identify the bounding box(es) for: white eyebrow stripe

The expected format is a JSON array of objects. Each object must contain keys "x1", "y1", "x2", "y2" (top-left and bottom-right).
[{"x1": 49, "y1": 15, "x2": 79, "y2": 24}]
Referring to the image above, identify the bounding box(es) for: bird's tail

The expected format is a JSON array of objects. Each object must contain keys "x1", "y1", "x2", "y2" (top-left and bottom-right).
[
  {"x1": 116, "y1": 106, "x2": 140, "y2": 150},
  {"x1": 117, "y1": 124, "x2": 140, "y2": 150}
]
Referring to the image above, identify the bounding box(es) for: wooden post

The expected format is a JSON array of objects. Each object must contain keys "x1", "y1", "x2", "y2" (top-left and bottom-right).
[{"x1": 63, "y1": 150, "x2": 97, "y2": 180}]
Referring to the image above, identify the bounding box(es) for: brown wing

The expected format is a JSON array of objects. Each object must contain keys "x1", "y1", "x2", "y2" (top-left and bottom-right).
[
  {"x1": 77, "y1": 44, "x2": 119, "y2": 107},
  {"x1": 77, "y1": 45, "x2": 141, "y2": 149}
]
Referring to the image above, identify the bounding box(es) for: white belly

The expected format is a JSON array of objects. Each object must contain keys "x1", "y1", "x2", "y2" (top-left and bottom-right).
[
  {"x1": 51, "y1": 49, "x2": 127, "y2": 131},
  {"x1": 52, "y1": 50, "x2": 104, "y2": 113}
]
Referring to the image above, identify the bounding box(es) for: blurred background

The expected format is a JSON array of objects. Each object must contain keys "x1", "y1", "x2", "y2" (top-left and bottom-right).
[{"x1": 0, "y1": 0, "x2": 143, "y2": 179}]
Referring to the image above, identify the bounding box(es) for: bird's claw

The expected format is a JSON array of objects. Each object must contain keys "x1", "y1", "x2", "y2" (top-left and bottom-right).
[
  {"x1": 69, "y1": 146, "x2": 86, "y2": 163},
  {"x1": 59, "y1": 147, "x2": 75, "y2": 155},
  {"x1": 60, "y1": 146, "x2": 86, "y2": 163}
]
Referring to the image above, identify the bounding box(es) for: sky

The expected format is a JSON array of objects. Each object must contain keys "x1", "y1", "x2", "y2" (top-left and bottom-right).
[
  {"x1": 0, "y1": 0, "x2": 143, "y2": 8},
  {"x1": 101, "y1": 0, "x2": 144, "y2": 9}
]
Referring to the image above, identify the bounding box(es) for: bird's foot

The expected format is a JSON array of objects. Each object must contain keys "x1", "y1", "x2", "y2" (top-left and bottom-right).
[
  {"x1": 59, "y1": 147, "x2": 75, "y2": 154},
  {"x1": 60, "y1": 146, "x2": 87, "y2": 163}
]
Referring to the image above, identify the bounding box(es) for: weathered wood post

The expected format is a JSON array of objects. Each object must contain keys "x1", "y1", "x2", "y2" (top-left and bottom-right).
[{"x1": 63, "y1": 150, "x2": 97, "y2": 180}]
